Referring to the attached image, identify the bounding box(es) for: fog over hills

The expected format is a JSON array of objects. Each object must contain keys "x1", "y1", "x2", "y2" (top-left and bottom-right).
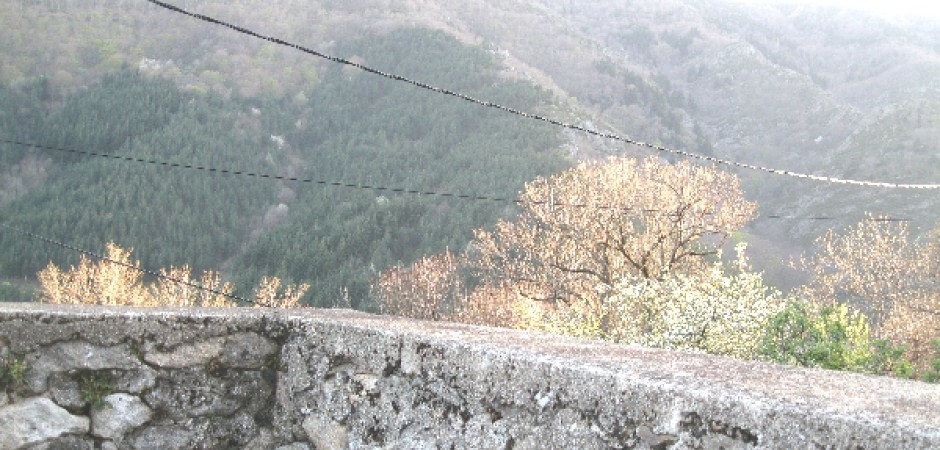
[{"x1": 1, "y1": 0, "x2": 937, "y2": 297}]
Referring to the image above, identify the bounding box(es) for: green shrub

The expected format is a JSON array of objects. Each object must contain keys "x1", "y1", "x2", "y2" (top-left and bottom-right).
[
  {"x1": 923, "y1": 339, "x2": 940, "y2": 383},
  {"x1": 759, "y1": 302, "x2": 913, "y2": 378},
  {"x1": 0, "y1": 356, "x2": 27, "y2": 390},
  {"x1": 78, "y1": 374, "x2": 114, "y2": 411}
]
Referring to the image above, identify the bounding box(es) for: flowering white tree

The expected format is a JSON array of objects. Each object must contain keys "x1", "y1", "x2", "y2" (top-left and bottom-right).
[{"x1": 513, "y1": 244, "x2": 786, "y2": 359}]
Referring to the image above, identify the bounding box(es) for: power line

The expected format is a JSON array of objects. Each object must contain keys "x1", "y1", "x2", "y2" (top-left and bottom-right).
[
  {"x1": 0, "y1": 138, "x2": 659, "y2": 213},
  {"x1": 145, "y1": 0, "x2": 940, "y2": 190},
  {"x1": 0, "y1": 222, "x2": 254, "y2": 306},
  {"x1": 0, "y1": 138, "x2": 913, "y2": 222},
  {"x1": 761, "y1": 214, "x2": 906, "y2": 222},
  {"x1": 0, "y1": 138, "x2": 512, "y2": 202}
]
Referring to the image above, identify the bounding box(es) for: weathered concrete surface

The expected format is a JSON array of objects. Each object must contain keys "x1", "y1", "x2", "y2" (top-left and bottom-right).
[{"x1": 1, "y1": 302, "x2": 939, "y2": 449}]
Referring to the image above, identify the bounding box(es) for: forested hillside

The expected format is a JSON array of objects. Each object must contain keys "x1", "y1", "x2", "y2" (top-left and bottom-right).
[
  {"x1": 0, "y1": 28, "x2": 567, "y2": 306},
  {"x1": 0, "y1": 72, "x2": 280, "y2": 277},
  {"x1": 228, "y1": 29, "x2": 567, "y2": 306}
]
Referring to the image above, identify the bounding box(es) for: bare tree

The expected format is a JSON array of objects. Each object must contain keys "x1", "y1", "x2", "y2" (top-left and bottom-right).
[
  {"x1": 38, "y1": 243, "x2": 150, "y2": 306},
  {"x1": 470, "y1": 156, "x2": 756, "y2": 306},
  {"x1": 37, "y1": 242, "x2": 306, "y2": 309},
  {"x1": 798, "y1": 218, "x2": 940, "y2": 367},
  {"x1": 372, "y1": 250, "x2": 466, "y2": 321}
]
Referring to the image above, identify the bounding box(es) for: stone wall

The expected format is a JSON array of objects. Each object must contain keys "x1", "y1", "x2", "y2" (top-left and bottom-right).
[{"x1": 0, "y1": 303, "x2": 938, "y2": 449}]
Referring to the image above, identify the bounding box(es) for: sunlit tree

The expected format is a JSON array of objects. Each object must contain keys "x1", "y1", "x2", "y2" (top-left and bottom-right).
[
  {"x1": 150, "y1": 266, "x2": 237, "y2": 308},
  {"x1": 470, "y1": 156, "x2": 756, "y2": 306},
  {"x1": 454, "y1": 281, "x2": 519, "y2": 328},
  {"x1": 372, "y1": 250, "x2": 521, "y2": 327},
  {"x1": 514, "y1": 244, "x2": 785, "y2": 358},
  {"x1": 798, "y1": 218, "x2": 940, "y2": 370},
  {"x1": 372, "y1": 250, "x2": 467, "y2": 321},
  {"x1": 37, "y1": 242, "x2": 306, "y2": 309},
  {"x1": 38, "y1": 243, "x2": 149, "y2": 306},
  {"x1": 252, "y1": 276, "x2": 310, "y2": 309}
]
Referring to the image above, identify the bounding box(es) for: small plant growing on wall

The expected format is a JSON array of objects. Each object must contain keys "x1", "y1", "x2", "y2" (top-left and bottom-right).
[
  {"x1": 78, "y1": 373, "x2": 114, "y2": 411},
  {"x1": 266, "y1": 352, "x2": 287, "y2": 373},
  {"x1": 130, "y1": 342, "x2": 144, "y2": 362},
  {"x1": 0, "y1": 355, "x2": 28, "y2": 393},
  {"x1": 206, "y1": 356, "x2": 226, "y2": 377}
]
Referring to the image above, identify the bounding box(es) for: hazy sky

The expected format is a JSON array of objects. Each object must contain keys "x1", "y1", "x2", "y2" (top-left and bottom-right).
[
  {"x1": 827, "y1": 0, "x2": 940, "y2": 18},
  {"x1": 744, "y1": 0, "x2": 940, "y2": 21}
]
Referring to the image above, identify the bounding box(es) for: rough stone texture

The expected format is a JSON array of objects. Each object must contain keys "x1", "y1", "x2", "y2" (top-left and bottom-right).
[
  {"x1": 143, "y1": 336, "x2": 227, "y2": 368},
  {"x1": 25, "y1": 341, "x2": 140, "y2": 392},
  {"x1": 48, "y1": 373, "x2": 85, "y2": 411},
  {"x1": 1, "y1": 303, "x2": 939, "y2": 449},
  {"x1": 143, "y1": 366, "x2": 273, "y2": 421},
  {"x1": 274, "y1": 443, "x2": 312, "y2": 450},
  {"x1": 111, "y1": 365, "x2": 157, "y2": 395},
  {"x1": 24, "y1": 435, "x2": 93, "y2": 450},
  {"x1": 130, "y1": 425, "x2": 196, "y2": 450},
  {"x1": 303, "y1": 415, "x2": 350, "y2": 449},
  {"x1": 91, "y1": 393, "x2": 153, "y2": 441},
  {"x1": 219, "y1": 332, "x2": 279, "y2": 369},
  {"x1": 0, "y1": 397, "x2": 89, "y2": 448},
  {"x1": 143, "y1": 332, "x2": 277, "y2": 370}
]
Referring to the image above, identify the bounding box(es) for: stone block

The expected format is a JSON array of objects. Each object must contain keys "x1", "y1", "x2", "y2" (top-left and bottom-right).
[
  {"x1": 25, "y1": 341, "x2": 139, "y2": 392},
  {"x1": 0, "y1": 397, "x2": 89, "y2": 448},
  {"x1": 112, "y1": 365, "x2": 157, "y2": 394},
  {"x1": 48, "y1": 373, "x2": 85, "y2": 410},
  {"x1": 303, "y1": 415, "x2": 349, "y2": 449},
  {"x1": 143, "y1": 336, "x2": 226, "y2": 368},
  {"x1": 274, "y1": 443, "x2": 311, "y2": 450},
  {"x1": 91, "y1": 393, "x2": 153, "y2": 441},
  {"x1": 219, "y1": 333, "x2": 278, "y2": 369},
  {"x1": 130, "y1": 425, "x2": 196, "y2": 450}
]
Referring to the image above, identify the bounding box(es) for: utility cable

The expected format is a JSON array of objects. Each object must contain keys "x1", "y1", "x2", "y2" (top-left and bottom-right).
[
  {"x1": 761, "y1": 214, "x2": 908, "y2": 222},
  {"x1": 145, "y1": 0, "x2": 940, "y2": 190},
  {"x1": 0, "y1": 222, "x2": 254, "y2": 306},
  {"x1": 0, "y1": 138, "x2": 912, "y2": 222},
  {"x1": 0, "y1": 138, "x2": 660, "y2": 213},
  {"x1": 0, "y1": 138, "x2": 513, "y2": 202}
]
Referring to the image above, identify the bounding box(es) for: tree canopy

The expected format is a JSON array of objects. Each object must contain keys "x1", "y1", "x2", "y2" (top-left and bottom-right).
[{"x1": 471, "y1": 156, "x2": 757, "y2": 305}]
